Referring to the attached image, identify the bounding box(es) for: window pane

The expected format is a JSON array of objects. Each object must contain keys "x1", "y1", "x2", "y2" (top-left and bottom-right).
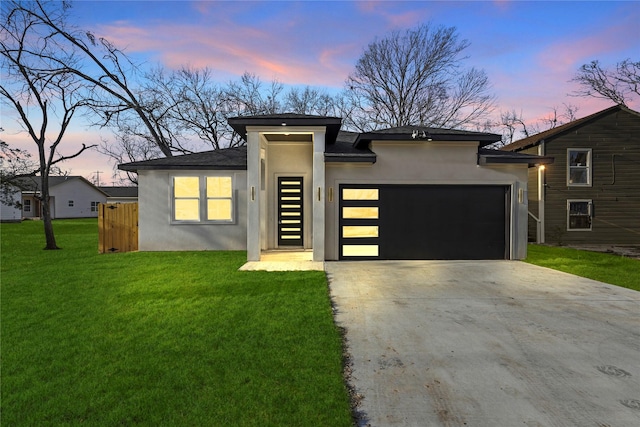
[
  {"x1": 343, "y1": 226, "x2": 379, "y2": 238},
  {"x1": 569, "y1": 169, "x2": 587, "y2": 184},
  {"x1": 343, "y1": 188, "x2": 379, "y2": 200},
  {"x1": 568, "y1": 201, "x2": 591, "y2": 230},
  {"x1": 343, "y1": 207, "x2": 379, "y2": 219},
  {"x1": 207, "y1": 177, "x2": 232, "y2": 198},
  {"x1": 175, "y1": 199, "x2": 200, "y2": 220},
  {"x1": 569, "y1": 151, "x2": 589, "y2": 166},
  {"x1": 569, "y1": 216, "x2": 591, "y2": 229},
  {"x1": 174, "y1": 177, "x2": 200, "y2": 197},
  {"x1": 569, "y1": 202, "x2": 589, "y2": 215},
  {"x1": 343, "y1": 245, "x2": 379, "y2": 256},
  {"x1": 207, "y1": 199, "x2": 232, "y2": 221}
]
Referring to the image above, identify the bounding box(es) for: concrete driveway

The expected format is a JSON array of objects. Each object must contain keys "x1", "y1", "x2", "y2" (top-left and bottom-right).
[{"x1": 326, "y1": 261, "x2": 640, "y2": 427}]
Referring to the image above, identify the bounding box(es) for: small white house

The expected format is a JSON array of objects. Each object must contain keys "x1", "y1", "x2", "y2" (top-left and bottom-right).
[
  {"x1": 1, "y1": 183, "x2": 22, "y2": 222},
  {"x1": 19, "y1": 176, "x2": 108, "y2": 219},
  {"x1": 100, "y1": 186, "x2": 139, "y2": 204},
  {"x1": 119, "y1": 114, "x2": 552, "y2": 261}
]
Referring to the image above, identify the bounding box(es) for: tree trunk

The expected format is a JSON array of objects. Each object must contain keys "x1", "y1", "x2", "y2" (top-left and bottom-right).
[{"x1": 40, "y1": 176, "x2": 60, "y2": 250}]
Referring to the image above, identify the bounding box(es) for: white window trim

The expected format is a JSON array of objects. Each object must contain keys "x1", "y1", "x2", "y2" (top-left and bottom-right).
[
  {"x1": 567, "y1": 148, "x2": 592, "y2": 187},
  {"x1": 567, "y1": 199, "x2": 592, "y2": 231},
  {"x1": 171, "y1": 175, "x2": 236, "y2": 225}
]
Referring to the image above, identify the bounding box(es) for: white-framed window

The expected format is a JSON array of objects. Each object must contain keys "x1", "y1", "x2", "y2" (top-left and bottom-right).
[
  {"x1": 24, "y1": 199, "x2": 31, "y2": 212},
  {"x1": 567, "y1": 149, "x2": 592, "y2": 186},
  {"x1": 567, "y1": 200, "x2": 592, "y2": 231},
  {"x1": 68, "y1": 200, "x2": 74, "y2": 207},
  {"x1": 172, "y1": 175, "x2": 234, "y2": 223},
  {"x1": 91, "y1": 201, "x2": 100, "y2": 212}
]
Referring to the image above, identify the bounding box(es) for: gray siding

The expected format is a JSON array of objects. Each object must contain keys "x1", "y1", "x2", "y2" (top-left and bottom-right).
[
  {"x1": 137, "y1": 170, "x2": 247, "y2": 251},
  {"x1": 543, "y1": 109, "x2": 640, "y2": 244}
]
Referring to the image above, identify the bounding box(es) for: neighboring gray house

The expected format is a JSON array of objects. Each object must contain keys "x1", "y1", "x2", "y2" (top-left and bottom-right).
[
  {"x1": 19, "y1": 176, "x2": 108, "y2": 219},
  {"x1": 119, "y1": 114, "x2": 552, "y2": 261},
  {"x1": 100, "y1": 186, "x2": 139, "y2": 204},
  {"x1": 502, "y1": 105, "x2": 640, "y2": 245}
]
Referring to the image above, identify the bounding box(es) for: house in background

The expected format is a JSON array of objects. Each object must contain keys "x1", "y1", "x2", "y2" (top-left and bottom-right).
[
  {"x1": 19, "y1": 176, "x2": 108, "y2": 219},
  {"x1": 120, "y1": 114, "x2": 552, "y2": 261},
  {"x1": 99, "y1": 186, "x2": 138, "y2": 204},
  {"x1": 1, "y1": 183, "x2": 23, "y2": 222},
  {"x1": 502, "y1": 105, "x2": 640, "y2": 245}
]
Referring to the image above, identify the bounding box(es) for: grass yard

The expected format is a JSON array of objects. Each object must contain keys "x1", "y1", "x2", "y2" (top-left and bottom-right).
[
  {"x1": 526, "y1": 244, "x2": 640, "y2": 292},
  {"x1": 1, "y1": 219, "x2": 352, "y2": 426}
]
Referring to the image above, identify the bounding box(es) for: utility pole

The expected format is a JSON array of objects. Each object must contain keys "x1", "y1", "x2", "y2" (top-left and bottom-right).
[{"x1": 94, "y1": 171, "x2": 103, "y2": 187}]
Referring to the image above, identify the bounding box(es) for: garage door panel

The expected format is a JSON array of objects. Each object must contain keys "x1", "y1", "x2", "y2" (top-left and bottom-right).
[{"x1": 340, "y1": 184, "x2": 509, "y2": 260}]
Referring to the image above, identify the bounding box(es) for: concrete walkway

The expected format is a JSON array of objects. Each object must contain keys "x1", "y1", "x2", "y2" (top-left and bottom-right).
[{"x1": 326, "y1": 261, "x2": 640, "y2": 426}]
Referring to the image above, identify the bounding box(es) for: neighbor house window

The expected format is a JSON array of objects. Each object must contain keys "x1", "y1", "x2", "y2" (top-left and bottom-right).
[
  {"x1": 24, "y1": 199, "x2": 31, "y2": 212},
  {"x1": 567, "y1": 149, "x2": 591, "y2": 186},
  {"x1": 68, "y1": 200, "x2": 74, "y2": 207},
  {"x1": 91, "y1": 201, "x2": 100, "y2": 212},
  {"x1": 173, "y1": 176, "x2": 234, "y2": 223},
  {"x1": 567, "y1": 200, "x2": 592, "y2": 231}
]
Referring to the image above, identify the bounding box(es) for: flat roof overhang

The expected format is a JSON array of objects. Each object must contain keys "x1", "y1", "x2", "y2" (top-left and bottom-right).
[
  {"x1": 478, "y1": 149, "x2": 554, "y2": 167},
  {"x1": 228, "y1": 114, "x2": 342, "y2": 144}
]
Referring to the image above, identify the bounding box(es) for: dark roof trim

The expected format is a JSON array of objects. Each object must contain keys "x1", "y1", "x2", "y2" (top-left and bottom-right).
[
  {"x1": 324, "y1": 153, "x2": 377, "y2": 163},
  {"x1": 228, "y1": 114, "x2": 342, "y2": 145},
  {"x1": 501, "y1": 104, "x2": 640, "y2": 152},
  {"x1": 118, "y1": 147, "x2": 247, "y2": 172},
  {"x1": 120, "y1": 164, "x2": 246, "y2": 172},
  {"x1": 478, "y1": 149, "x2": 554, "y2": 167},
  {"x1": 354, "y1": 129, "x2": 501, "y2": 149}
]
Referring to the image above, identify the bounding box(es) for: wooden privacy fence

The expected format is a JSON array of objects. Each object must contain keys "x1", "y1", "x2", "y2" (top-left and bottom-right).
[{"x1": 98, "y1": 203, "x2": 138, "y2": 253}]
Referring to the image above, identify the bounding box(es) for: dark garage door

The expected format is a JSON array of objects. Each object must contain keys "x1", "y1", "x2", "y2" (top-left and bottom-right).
[{"x1": 339, "y1": 185, "x2": 509, "y2": 260}]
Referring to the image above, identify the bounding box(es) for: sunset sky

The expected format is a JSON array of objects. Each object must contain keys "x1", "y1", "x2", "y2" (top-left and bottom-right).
[{"x1": 3, "y1": 0, "x2": 639, "y2": 183}]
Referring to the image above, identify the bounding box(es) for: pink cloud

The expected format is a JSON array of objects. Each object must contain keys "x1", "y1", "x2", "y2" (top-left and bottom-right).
[
  {"x1": 537, "y1": 7, "x2": 639, "y2": 74},
  {"x1": 92, "y1": 20, "x2": 352, "y2": 88},
  {"x1": 354, "y1": 1, "x2": 430, "y2": 30}
]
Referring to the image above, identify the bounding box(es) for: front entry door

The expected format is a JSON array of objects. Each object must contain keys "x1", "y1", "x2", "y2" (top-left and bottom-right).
[{"x1": 277, "y1": 177, "x2": 304, "y2": 247}]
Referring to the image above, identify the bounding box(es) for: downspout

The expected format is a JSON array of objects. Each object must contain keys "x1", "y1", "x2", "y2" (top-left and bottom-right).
[{"x1": 537, "y1": 140, "x2": 545, "y2": 244}]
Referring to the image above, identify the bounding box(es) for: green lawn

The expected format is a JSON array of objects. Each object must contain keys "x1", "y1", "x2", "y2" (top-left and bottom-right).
[
  {"x1": 1, "y1": 219, "x2": 352, "y2": 426},
  {"x1": 526, "y1": 244, "x2": 640, "y2": 292}
]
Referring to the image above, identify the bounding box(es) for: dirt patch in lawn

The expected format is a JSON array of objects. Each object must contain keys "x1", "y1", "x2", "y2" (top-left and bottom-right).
[{"x1": 566, "y1": 244, "x2": 640, "y2": 259}]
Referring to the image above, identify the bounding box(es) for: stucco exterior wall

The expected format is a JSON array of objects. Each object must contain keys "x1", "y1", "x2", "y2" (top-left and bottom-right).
[
  {"x1": 138, "y1": 169, "x2": 247, "y2": 251},
  {"x1": 264, "y1": 142, "x2": 313, "y2": 249},
  {"x1": 324, "y1": 141, "x2": 530, "y2": 260},
  {"x1": 50, "y1": 179, "x2": 107, "y2": 218}
]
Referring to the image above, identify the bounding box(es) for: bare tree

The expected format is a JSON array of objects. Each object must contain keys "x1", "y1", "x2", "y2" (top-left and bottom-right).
[
  {"x1": 491, "y1": 104, "x2": 580, "y2": 147},
  {"x1": 345, "y1": 23, "x2": 495, "y2": 130},
  {"x1": 98, "y1": 133, "x2": 163, "y2": 185},
  {"x1": 1, "y1": 1, "x2": 95, "y2": 249},
  {"x1": 167, "y1": 67, "x2": 243, "y2": 149},
  {"x1": 7, "y1": 0, "x2": 181, "y2": 158},
  {"x1": 225, "y1": 72, "x2": 284, "y2": 116},
  {"x1": 284, "y1": 86, "x2": 337, "y2": 116},
  {"x1": 0, "y1": 140, "x2": 35, "y2": 207},
  {"x1": 572, "y1": 59, "x2": 640, "y2": 106}
]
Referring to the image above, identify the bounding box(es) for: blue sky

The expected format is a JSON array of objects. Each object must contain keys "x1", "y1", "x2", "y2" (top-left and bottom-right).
[{"x1": 5, "y1": 0, "x2": 640, "y2": 182}]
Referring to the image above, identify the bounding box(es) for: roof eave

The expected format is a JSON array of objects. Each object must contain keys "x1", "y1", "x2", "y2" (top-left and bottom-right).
[
  {"x1": 228, "y1": 115, "x2": 343, "y2": 144},
  {"x1": 478, "y1": 154, "x2": 555, "y2": 168},
  {"x1": 353, "y1": 132, "x2": 501, "y2": 149},
  {"x1": 118, "y1": 164, "x2": 247, "y2": 172},
  {"x1": 324, "y1": 153, "x2": 377, "y2": 164}
]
